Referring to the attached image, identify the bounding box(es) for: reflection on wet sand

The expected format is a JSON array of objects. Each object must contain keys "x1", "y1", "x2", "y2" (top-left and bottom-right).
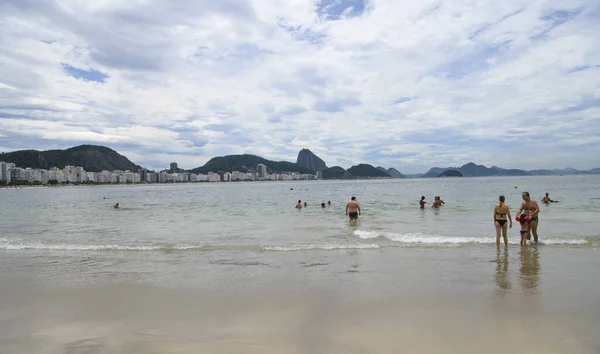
[
  {"x1": 519, "y1": 246, "x2": 540, "y2": 295},
  {"x1": 493, "y1": 249, "x2": 511, "y2": 294}
]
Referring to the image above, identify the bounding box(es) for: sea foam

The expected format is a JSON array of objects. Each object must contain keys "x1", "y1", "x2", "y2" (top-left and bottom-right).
[{"x1": 354, "y1": 230, "x2": 588, "y2": 246}]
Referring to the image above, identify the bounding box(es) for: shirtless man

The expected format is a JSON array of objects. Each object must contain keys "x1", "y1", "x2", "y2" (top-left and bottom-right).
[
  {"x1": 517, "y1": 192, "x2": 540, "y2": 243},
  {"x1": 113, "y1": 203, "x2": 119, "y2": 209},
  {"x1": 432, "y1": 196, "x2": 445, "y2": 209},
  {"x1": 295, "y1": 200, "x2": 302, "y2": 209},
  {"x1": 345, "y1": 196, "x2": 361, "y2": 220},
  {"x1": 493, "y1": 195, "x2": 512, "y2": 248}
]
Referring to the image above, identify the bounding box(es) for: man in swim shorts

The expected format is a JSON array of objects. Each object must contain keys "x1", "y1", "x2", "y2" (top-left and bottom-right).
[
  {"x1": 346, "y1": 196, "x2": 361, "y2": 220},
  {"x1": 517, "y1": 191, "x2": 540, "y2": 243}
]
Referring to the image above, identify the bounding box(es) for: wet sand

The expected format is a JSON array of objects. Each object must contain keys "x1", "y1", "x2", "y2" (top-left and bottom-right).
[{"x1": 1, "y1": 255, "x2": 599, "y2": 354}]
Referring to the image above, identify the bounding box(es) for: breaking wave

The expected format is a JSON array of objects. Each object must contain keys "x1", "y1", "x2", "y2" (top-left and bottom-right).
[{"x1": 354, "y1": 230, "x2": 590, "y2": 246}]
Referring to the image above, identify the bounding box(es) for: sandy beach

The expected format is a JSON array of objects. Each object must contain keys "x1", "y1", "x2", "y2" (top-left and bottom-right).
[{"x1": 1, "y1": 177, "x2": 599, "y2": 353}]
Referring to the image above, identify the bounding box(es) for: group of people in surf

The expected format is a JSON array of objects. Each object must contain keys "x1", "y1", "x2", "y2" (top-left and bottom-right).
[
  {"x1": 494, "y1": 192, "x2": 558, "y2": 247},
  {"x1": 419, "y1": 196, "x2": 445, "y2": 209},
  {"x1": 296, "y1": 200, "x2": 332, "y2": 209}
]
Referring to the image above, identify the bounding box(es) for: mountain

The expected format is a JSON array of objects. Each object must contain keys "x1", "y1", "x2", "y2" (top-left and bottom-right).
[
  {"x1": 0, "y1": 145, "x2": 142, "y2": 172},
  {"x1": 377, "y1": 166, "x2": 406, "y2": 178},
  {"x1": 296, "y1": 149, "x2": 327, "y2": 171},
  {"x1": 422, "y1": 163, "x2": 529, "y2": 177},
  {"x1": 346, "y1": 164, "x2": 390, "y2": 178},
  {"x1": 529, "y1": 167, "x2": 592, "y2": 175},
  {"x1": 585, "y1": 168, "x2": 600, "y2": 174},
  {"x1": 439, "y1": 169, "x2": 463, "y2": 177},
  {"x1": 422, "y1": 166, "x2": 458, "y2": 178},
  {"x1": 188, "y1": 154, "x2": 315, "y2": 175},
  {"x1": 387, "y1": 168, "x2": 406, "y2": 178},
  {"x1": 322, "y1": 166, "x2": 346, "y2": 179},
  {"x1": 322, "y1": 164, "x2": 391, "y2": 179}
]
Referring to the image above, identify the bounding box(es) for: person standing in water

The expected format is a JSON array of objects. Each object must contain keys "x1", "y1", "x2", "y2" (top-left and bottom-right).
[
  {"x1": 541, "y1": 192, "x2": 558, "y2": 204},
  {"x1": 493, "y1": 195, "x2": 512, "y2": 248},
  {"x1": 419, "y1": 196, "x2": 426, "y2": 209},
  {"x1": 432, "y1": 196, "x2": 445, "y2": 208},
  {"x1": 295, "y1": 200, "x2": 302, "y2": 209},
  {"x1": 517, "y1": 192, "x2": 540, "y2": 243},
  {"x1": 346, "y1": 196, "x2": 361, "y2": 220},
  {"x1": 113, "y1": 203, "x2": 119, "y2": 209}
]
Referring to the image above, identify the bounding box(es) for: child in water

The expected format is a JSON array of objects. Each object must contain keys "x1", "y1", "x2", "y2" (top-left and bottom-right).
[{"x1": 518, "y1": 213, "x2": 529, "y2": 245}]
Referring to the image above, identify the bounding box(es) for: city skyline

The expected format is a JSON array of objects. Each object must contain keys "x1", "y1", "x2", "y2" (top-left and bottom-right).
[
  {"x1": 0, "y1": 160, "x2": 322, "y2": 186},
  {"x1": 0, "y1": 1, "x2": 599, "y2": 173}
]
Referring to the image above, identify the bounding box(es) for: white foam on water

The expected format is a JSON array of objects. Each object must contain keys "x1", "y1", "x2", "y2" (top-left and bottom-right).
[
  {"x1": 0, "y1": 241, "x2": 204, "y2": 251},
  {"x1": 353, "y1": 230, "x2": 381, "y2": 239},
  {"x1": 262, "y1": 243, "x2": 381, "y2": 251},
  {"x1": 353, "y1": 230, "x2": 588, "y2": 246}
]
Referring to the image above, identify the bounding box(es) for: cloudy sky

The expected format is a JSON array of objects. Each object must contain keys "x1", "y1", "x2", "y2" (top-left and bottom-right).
[{"x1": 1, "y1": 0, "x2": 599, "y2": 173}]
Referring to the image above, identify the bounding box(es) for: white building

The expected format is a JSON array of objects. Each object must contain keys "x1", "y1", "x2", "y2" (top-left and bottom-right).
[
  {"x1": 207, "y1": 172, "x2": 221, "y2": 182},
  {"x1": 86, "y1": 172, "x2": 96, "y2": 183},
  {"x1": 222, "y1": 172, "x2": 231, "y2": 182},
  {"x1": 10, "y1": 167, "x2": 24, "y2": 182},
  {"x1": 316, "y1": 171, "x2": 323, "y2": 180}
]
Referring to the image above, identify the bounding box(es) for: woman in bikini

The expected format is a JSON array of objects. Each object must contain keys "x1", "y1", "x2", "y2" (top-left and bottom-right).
[{"x1": 493, "y1": 195, "x2": 512, "y2": 248}]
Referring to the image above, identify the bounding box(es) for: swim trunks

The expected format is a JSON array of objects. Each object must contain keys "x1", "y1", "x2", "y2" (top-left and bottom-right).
[
  {"x1": 530, "y1": 216, "x2": 539, "y2": 222},
  {"x1": 348, "y1": 212, "x2": 358, "y2": 219},
  {"x1": 495, "y1": 220, "x2": 507, "y2": 226}
]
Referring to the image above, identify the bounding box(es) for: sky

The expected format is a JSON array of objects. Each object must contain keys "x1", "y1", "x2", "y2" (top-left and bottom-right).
[{"x1": 0, "y1": 0, "x2": 599, "y2": 173}]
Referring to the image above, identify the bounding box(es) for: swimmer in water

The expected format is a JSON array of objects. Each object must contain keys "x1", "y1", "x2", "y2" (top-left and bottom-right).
[
  {"x1": 541, "y1": 192, "x2": 558, "y2": 204},
  {"x1": 328, "y1": 200, "x2": 331, "y2": 206},
  {"x1": 346, "y1": 196, "x2": 361, "y2": 220},
  {"x1": 419, "y1": 196, "x2": 426, "y2": 209},
  {"x1": 113, "y1": 203, "x2": 119, "y2": 209},
  {"x1": 304, "y1": 201, "x2": 308, "y2": 207},
  {"x1": 321, "y1": 202, "x2": 326, "y2": 208},
  {"x1": 493, "y1": 195, "x2": 512, "y2": 248},
  {"x1": 296, "y1": 200, "x2": 302, "y2": 209},
  {"x1": 432, "y1": 196, "x2": 445, "y2": 209}
]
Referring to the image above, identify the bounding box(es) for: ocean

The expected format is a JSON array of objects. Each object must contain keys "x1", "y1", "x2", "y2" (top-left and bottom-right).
[{"x1": 1, "y1": 176, "x2": 599, "y2": 353}]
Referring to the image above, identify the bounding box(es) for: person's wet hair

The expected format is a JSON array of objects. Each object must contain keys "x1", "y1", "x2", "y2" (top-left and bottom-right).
[
  {"x1": 499, "y1": 195, "x2": 505, "y2": 203},
  {"x1": 523, "y1": 192, "x2": 530, "y2": 197},
  {"x1": 351, "y1": 196, "x2": 356, "y2": 201},
  {"x1": 298, "y1": 200, "x2": 301, "y2": 203}
]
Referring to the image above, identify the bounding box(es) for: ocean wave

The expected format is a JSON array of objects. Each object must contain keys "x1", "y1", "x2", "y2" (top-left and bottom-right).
[
  {"x1": 0, "y1": 241, "x2": 203, "y2": 251},
  {"x1": 354, "y1": 230, "x2": 588, "y2": 246},
  {"x1": 261, "y1": 244, "x2": 381, "y2": 251},
  {"x1": 0, "y1": 240, "x2": 379, "y2": 252}
]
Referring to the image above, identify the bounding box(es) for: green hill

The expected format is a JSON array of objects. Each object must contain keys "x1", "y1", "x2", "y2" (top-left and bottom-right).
[
  {"x1": 322, "y1": 166, "x2": 346, "y2": 179},
  {"x1": 439, "y1": 169, "x2": 463, "y2": 177},
  {"x1": 346, "y1": 164, "x2": 391, "y2": 178},
  {"x1": 322, "y1": 164, "x2": 391, "y2": 179},
  {"x1": 0, "y1": 145, "x2": 142, "y2": 172},
  {"x1": 188, "y1": 154, "x2": 316, "y2": 174}
]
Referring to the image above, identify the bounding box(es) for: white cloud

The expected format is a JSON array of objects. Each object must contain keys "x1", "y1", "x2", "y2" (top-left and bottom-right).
[{"x1": 0, "y1": 0, "x2": 599, "y2": 173}]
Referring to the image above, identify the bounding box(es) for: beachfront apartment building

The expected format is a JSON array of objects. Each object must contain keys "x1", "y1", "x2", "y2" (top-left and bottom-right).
[{"x1": 257, "y1": 164, "x2": 267, "y2": 178}]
